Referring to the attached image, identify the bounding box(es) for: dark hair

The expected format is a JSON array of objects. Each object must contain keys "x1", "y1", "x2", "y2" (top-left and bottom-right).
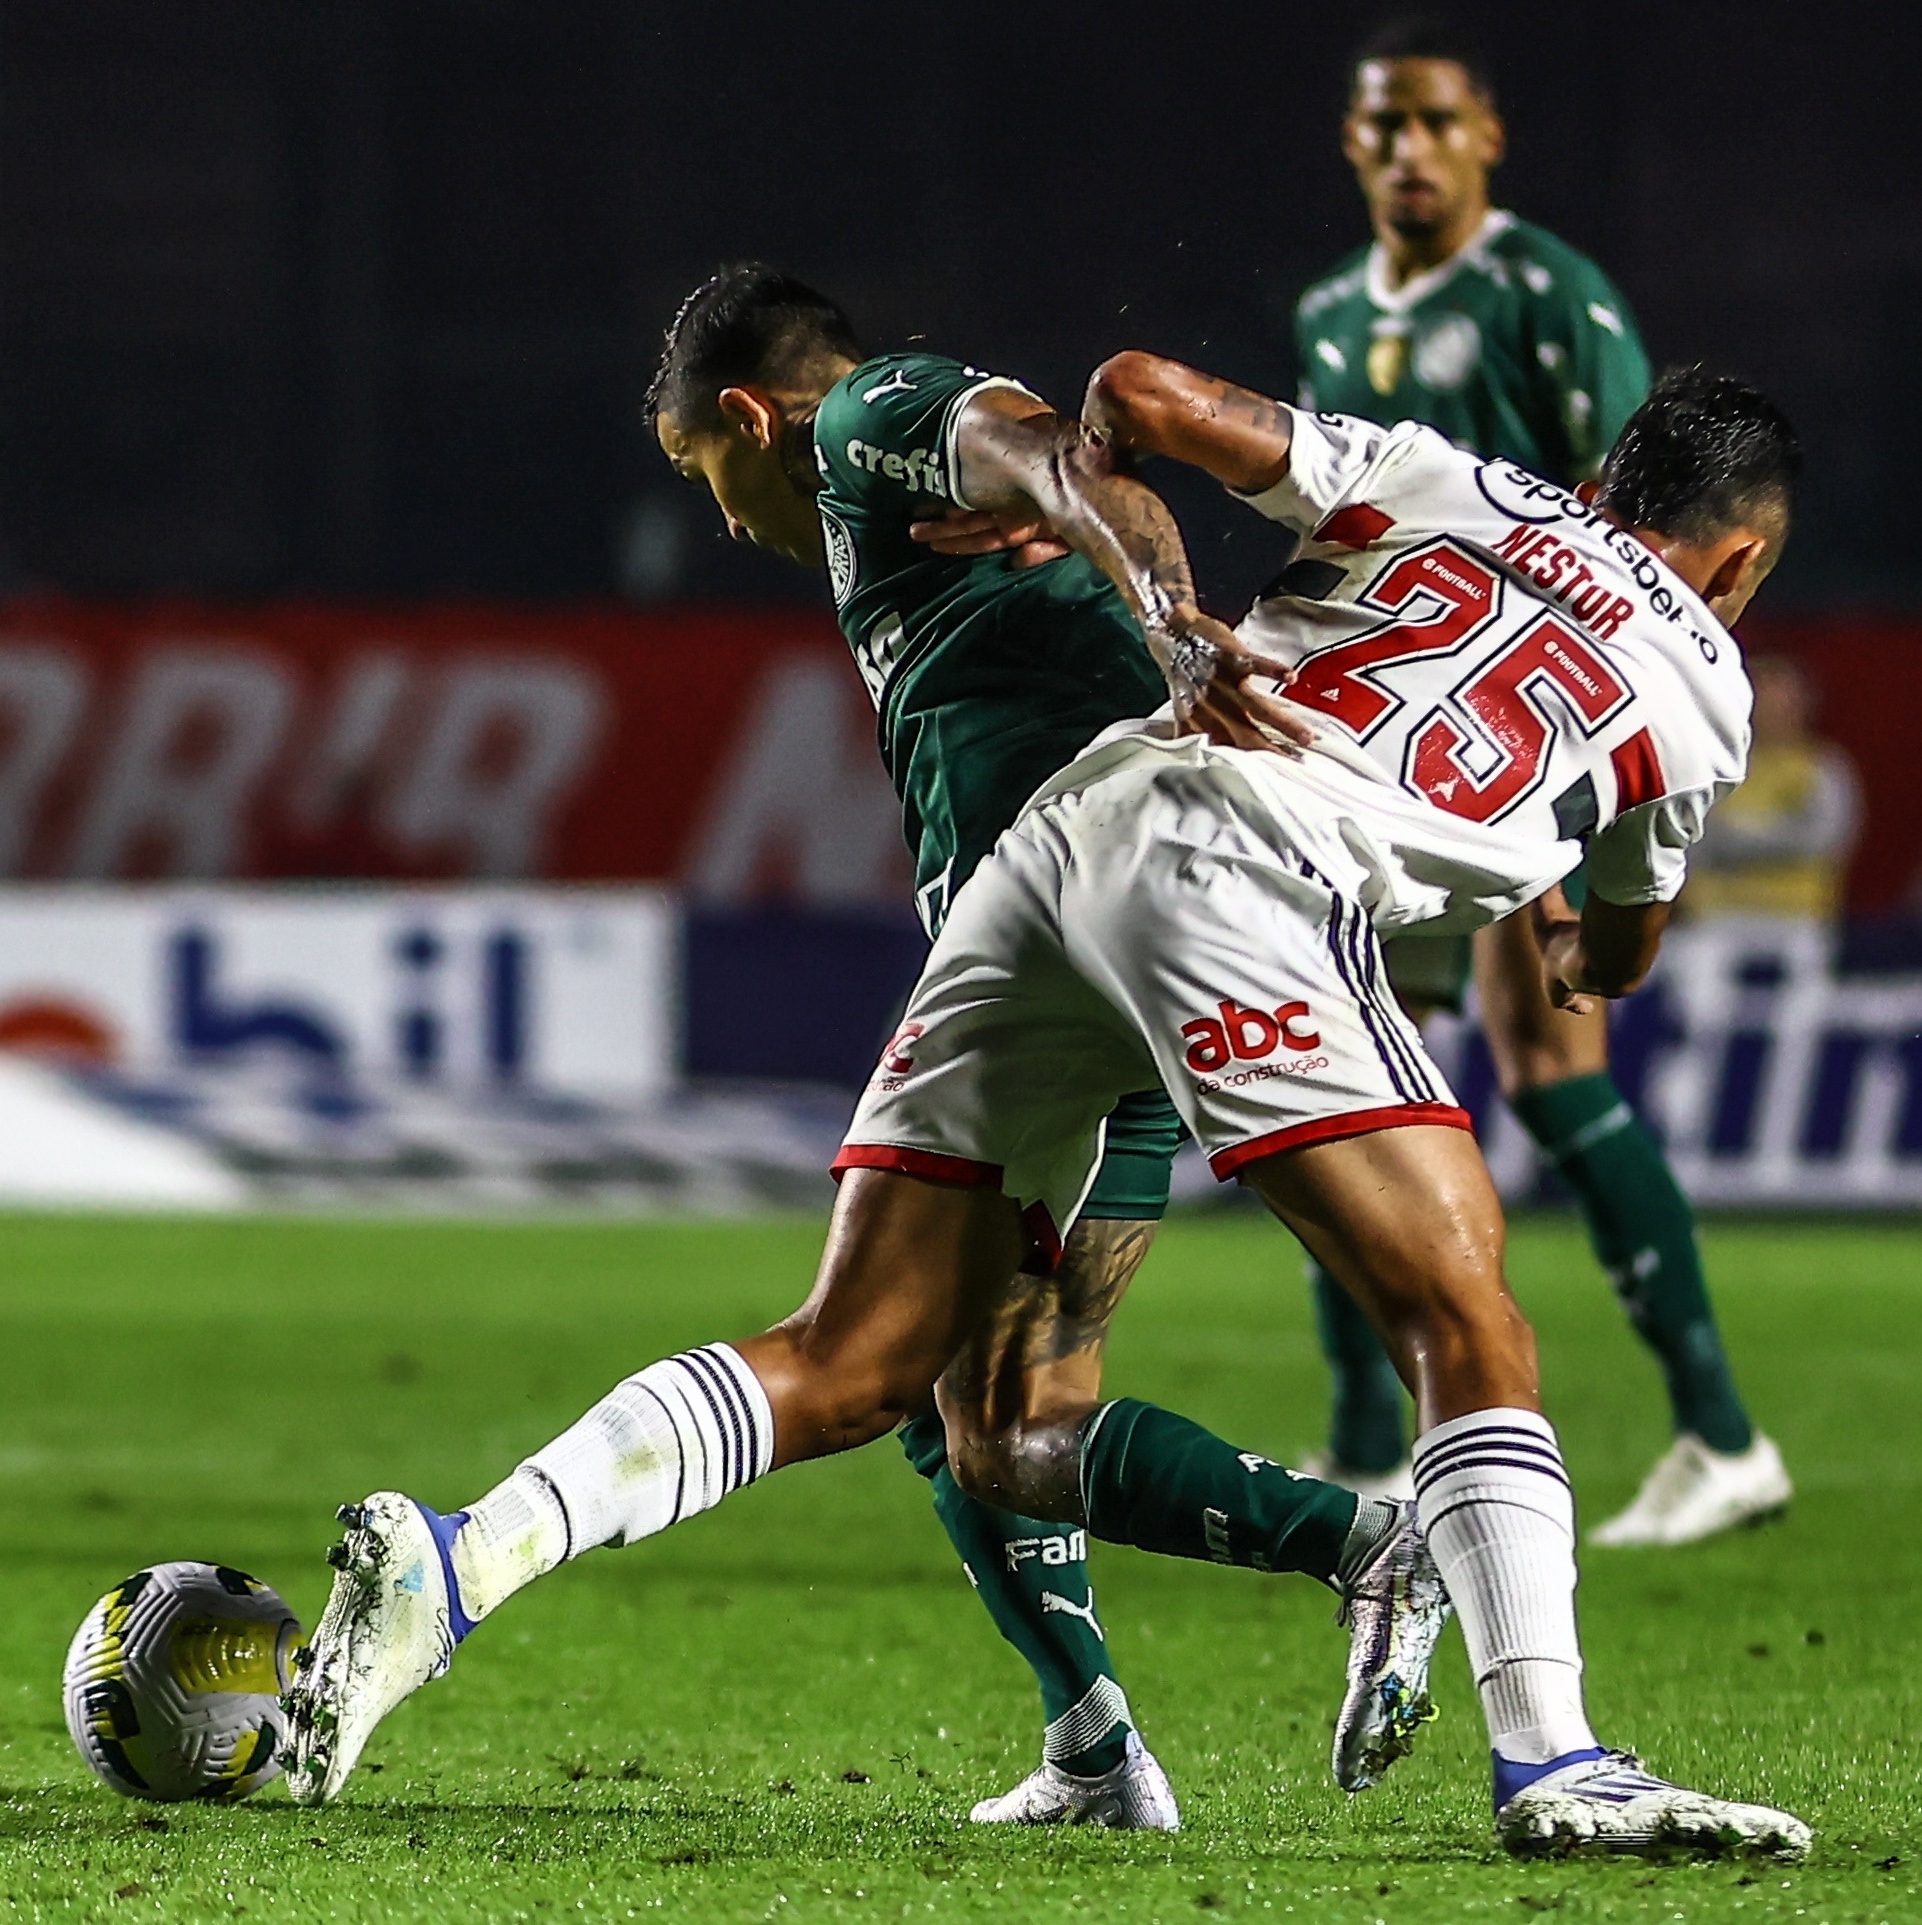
[
  {"x1": 1351, "y1": 14, "x2": 1497, "y2": 104},
  {"x1": 647, "y1": 263, "x2": 863, "y2": 426},
  {"x1": 1596, "y1": 368, "x2": 1801, "y2": 544}
]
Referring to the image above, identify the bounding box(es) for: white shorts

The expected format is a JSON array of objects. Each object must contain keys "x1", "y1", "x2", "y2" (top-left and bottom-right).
[{"x1": 834, "y1": 752, "x2": 1469, "y2": 1245}]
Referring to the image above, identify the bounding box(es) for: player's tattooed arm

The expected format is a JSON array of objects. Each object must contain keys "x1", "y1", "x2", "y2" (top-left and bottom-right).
[
  {"x1": 1082, "y1": 351, "x2": 1294, "y2": 496},
  {"x1": 1533, "y1": 884, "x2": 1672, "y2": 1011},
  {"x1": 914, "y1": 353, "x2": 1293, "y2": 563},
  {"x1": 949, "y1": 387, "x2": 1311, "y2": 751}
]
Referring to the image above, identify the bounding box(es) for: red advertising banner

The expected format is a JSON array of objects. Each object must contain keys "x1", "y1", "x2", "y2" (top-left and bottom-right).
[
  {"x1": 0, "y1": 601, "x2": 908, "y2": 900},
  {"x1": 0, "y1": 600, "x2": 1911, "y2": 911}
]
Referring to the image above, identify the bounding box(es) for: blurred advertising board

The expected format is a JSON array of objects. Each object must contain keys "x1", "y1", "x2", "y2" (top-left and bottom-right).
[
  {"x1": 0, "y1": 887, "x2": 677, "y2": 1097},
  {"x1": 1435, "y1": 921, "x2": 1922, "y2": 1208},
  {"x1": 0, "y1": 603, "x2": 1910, "y2": 918},
  {"x1": 0, "y1": 602, "x2": 903, "y2": 898}
]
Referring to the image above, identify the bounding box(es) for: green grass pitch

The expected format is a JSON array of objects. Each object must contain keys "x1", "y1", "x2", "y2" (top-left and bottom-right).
[{"x1": 0, "y1": 1210, "x2": 1918, "y2": 1922}]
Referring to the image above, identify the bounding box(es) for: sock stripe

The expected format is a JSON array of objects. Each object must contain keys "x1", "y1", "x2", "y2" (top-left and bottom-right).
[
  {"x1": 699, "y1": 1344, "x2": 774, "y2": 1484},
  {"x1": 1414, "y1": 1435, "x2": 1566, "y2": 1480},
  {"x1": 1415, "y1": 1423, "x2": 1559, "y2": 1461},
  {"x1": 1414, "y1": 1436, "x2": 1568, "y2": 1491},
  {"x1": 687, "y1": 1355, "x2": 741, "y2": 1492},
  {"x1": 1548, "y1": 1100, "x2": 1634, "y2": 1162},
  {"x1": 1042, "y1": 1676, "x2": 1133, "y2": 1766},
  {"x1": 1416, "y1": 1464, "x2": 1573, "y2": 1536},
  {"x1": 679, "y1": 1348, "x2": 747, "y2": 1491},
  {"x1": 1415, "y1": 1457, "x2": 1571, "y2": 1502},
  {"x1": 1414, "y1": 1419, "x2": 1557, "y2": 1455}
]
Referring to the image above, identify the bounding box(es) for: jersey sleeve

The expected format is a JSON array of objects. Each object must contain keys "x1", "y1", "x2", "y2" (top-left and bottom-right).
[
  {"x1": 1233, "y1": 408, "x2": 1396, "y2": 535},
  {"x1": 1583, "y1": 785, "x2": 1729, "y2": 906},
  {"x1": 1521, "y1": 255, "x2": 1652, "y2": 483},
  {"x1": 815, "y1": 356, "x2": 1041, "y2": 511}
]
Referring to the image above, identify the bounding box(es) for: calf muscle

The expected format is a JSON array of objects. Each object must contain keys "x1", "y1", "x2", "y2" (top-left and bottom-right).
[
  {"x1": 1241, "y1": 1125, "x2": 1538, "y2": 1426},
  {"x1": 734, "y1": 1169, "x2": 1025, "y2": 1469}
]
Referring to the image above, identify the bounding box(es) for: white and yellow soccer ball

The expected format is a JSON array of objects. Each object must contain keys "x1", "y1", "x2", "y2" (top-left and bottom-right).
[{"x1": 63, "y1": 1562, "x2": 303, "y2": 1801}]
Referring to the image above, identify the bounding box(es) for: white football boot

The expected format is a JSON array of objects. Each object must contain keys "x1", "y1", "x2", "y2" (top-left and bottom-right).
[
  {"x1": 1295, "y1": 1450, "x2": 1416, "y2": 1504},
  {"x1": 281, "y1": 1493, "x2": 475, "y2": 1806},
  {"x1": 1589, "y1": 1433, "x2": 1792, "y2": 1548},
  {"x1": 1331, "y1": 1500, "x2": 1452, "y2": 1791},
  {"x1": 1497, "y1": 1748, "x2": 1810, "y2": 1860},
  {"x1": 968, "y1": 1731, "x2": 1180, "y2": 1829}
]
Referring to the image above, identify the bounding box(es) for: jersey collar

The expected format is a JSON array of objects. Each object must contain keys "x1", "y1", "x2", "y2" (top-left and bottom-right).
[{"x1": 1364, "y1": 208, "x2": 1515, "y2": 315}]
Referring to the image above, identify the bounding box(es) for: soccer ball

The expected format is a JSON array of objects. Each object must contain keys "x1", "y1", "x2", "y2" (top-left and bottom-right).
[{"x1": 63, "y1": 1562, "x2": 303, "y2": 1801}]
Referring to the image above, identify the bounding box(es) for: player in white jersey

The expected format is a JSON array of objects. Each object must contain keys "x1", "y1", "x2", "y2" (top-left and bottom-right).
[{"x1": 286, "y1": 365, "x2": 1808, "y2": 1859}]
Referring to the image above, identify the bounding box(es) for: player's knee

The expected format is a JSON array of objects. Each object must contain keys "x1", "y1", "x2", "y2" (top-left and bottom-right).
[{"x1": 945, "y1": 1413, "x2": 1086, "y2": 1519}]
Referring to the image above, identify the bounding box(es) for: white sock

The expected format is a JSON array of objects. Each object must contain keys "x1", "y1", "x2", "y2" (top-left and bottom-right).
[
  {"x1": 1412, "y1": 1407, "x2": 1598, "y2": 1766},
  {"x1": 450, "y1": 1344, "x2": 774, "y2": 1621}
]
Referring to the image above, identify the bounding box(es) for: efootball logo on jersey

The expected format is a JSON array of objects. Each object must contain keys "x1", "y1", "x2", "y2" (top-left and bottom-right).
[{"x1": 820, "y1": 505, "x2": 857, "y2": 606}]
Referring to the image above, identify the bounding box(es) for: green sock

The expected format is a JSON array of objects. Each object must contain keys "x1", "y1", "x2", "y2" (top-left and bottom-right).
[
  {"x1": 1081, "y1": 1398, "x2": 1389, "y2": 1585},
  {"x1": 898, "y1": 1413, "x2": 1131, "y2": 1776},
  {"x1": 1510, "y1": 1070, "x2": 1754, "y2": 1453},
  {"x1": 1308, "y1": 1256, "x2": 1408, "y2": 1474}
]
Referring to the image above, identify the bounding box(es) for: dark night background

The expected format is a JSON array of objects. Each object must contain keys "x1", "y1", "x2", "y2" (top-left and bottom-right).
[{"x1": 3, "y1": 1, "x2": 1919, "y2": 613}]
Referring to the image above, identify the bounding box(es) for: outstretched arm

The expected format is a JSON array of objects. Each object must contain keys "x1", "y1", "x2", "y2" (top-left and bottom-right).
[
  {"x1": 1081, "y1": 351, "x2": 1294, "y2": 495},
  {"x1": 949, "y1": 385, "x2": 1309, "y2": 750},
  {"x1": 915, "y1": 352, "x2": 1297, "y2": 562}
]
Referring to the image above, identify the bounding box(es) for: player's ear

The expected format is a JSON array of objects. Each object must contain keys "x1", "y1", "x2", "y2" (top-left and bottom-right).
[
  {"x1": 1574, "y1": 479, "x2": 1600, "y2": 506},
  {"x1": 1479, "y1": 103, "x2": 1507, "y2": 169},
  {"x1": 716, "y1": 386, "x2": 781, "y2": 450},
  {"x1": 1704, "y1": 534, "x2": 1769, "y2": 605}
]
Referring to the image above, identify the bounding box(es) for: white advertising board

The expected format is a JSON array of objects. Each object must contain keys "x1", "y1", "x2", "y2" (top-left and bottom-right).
[
  {"x1": 0, "y1": 887, "x2": 679, "y2": 1098},
  {"x1": 1430, "y1": 920, "x2": 1922, "y2": 1208}
]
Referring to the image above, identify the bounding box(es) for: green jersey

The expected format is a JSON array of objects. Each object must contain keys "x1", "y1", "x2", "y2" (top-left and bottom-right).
[
  {"x1": 1293, "y1": 210, "x2": 1650, "y2": 487},
  {"x1": 813, "y1": 350, "x2": 1166, "y2": 932}
]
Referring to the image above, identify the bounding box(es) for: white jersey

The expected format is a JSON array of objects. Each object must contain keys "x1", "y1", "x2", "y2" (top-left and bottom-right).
[{"x1": 1038, "y1": 408, "x2": 1752, "y2": 937}]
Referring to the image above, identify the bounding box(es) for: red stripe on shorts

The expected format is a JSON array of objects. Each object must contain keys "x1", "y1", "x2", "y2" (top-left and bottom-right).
[
  {"x1": 1207, "y1": 1101, "x2": 1473, "y2": 1179},
  {"x1": 830, "y1": 1144, "x2": 1005, "y2": 1188}
]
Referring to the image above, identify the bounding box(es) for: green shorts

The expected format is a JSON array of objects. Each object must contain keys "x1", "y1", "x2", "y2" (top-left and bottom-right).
[
  {"x1": 1380, "y1": 932, "x2": 1474, "y2": 1017},
  {"x1": 1081, "y1": 1087, "x2": 1187, "y2": 1221}
]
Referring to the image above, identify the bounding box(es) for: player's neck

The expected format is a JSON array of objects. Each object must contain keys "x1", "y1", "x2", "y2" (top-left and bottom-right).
[{"x1": 1375, "y1": 198, "x2": 1493, "y2": 289}]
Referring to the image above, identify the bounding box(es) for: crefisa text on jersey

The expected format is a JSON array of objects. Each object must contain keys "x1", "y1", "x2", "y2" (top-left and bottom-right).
[{"x1": 1472, "y1": 458, "x2": 1723, "y2": 663}]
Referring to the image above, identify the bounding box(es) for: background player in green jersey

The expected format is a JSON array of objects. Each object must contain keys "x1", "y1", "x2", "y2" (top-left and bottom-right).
[
  {"x1": 1287, "y1": 18, "x2": 1788, "y2": 1544},
  {"x1": 654, "y1": 266, "x2": 1416, "y2": 1827}
]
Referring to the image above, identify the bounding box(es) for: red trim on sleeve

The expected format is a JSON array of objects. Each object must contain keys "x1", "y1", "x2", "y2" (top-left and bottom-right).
[
  {"x1": 1314, "y1": 503, "x2": 1395, "y2": 549},
  {"x1": 830, "y1": 1144, "x2": 1005, "y2": 1189},
  {"x1": 1207, "y1": 1102, "x2": 1473, "y2": 1179},
  {"x1": 1609, "y1": 728, "x2": 1667, "y2": 811}
]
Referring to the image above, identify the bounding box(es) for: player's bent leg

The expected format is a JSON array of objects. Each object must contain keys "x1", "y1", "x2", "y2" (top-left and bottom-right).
[
  {"x1": 938, "y1": 1240, "x2": 1442, "y2": 1795},
  {"x1": 1473, "y1": 914, "x2": 1787, "y2": 1544},
  {"x1": 920, "y1": 1214, "x2": 1177, "y2": 1827},
  {"x1": 1238, "y1": 1120, "x2": 1808, "y2": 1856},
  {"x1": 282, "y1": 1170, "x2": 1020, "y2": 1806}
]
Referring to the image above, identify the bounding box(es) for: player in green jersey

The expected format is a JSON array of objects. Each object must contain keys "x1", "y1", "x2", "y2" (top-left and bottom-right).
[
  {"x1": 1285, "y1": 18, "x2": 1788, "y2": 1543},
  {"x1": 653, "y1": 265, "x2": 1435, "y2": 1826}
]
